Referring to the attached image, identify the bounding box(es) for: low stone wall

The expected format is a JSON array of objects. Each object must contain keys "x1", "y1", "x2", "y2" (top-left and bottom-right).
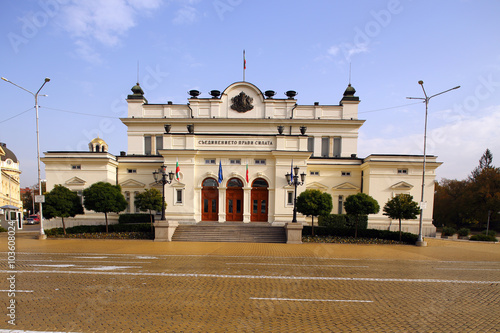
[{"x1": 42, "y1": 215, "x2": 119, "y2": 229}]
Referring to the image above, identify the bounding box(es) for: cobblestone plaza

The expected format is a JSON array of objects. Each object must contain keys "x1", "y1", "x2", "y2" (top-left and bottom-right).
[{"x1": 1, "y1": 234, "x2": 500, "y2": 332}]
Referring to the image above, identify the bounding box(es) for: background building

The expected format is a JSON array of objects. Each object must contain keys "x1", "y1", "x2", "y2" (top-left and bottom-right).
[
  {"x1": 43, "y1": 81, "x2": 440, "y2": 236},
  {"x1": 0, "y1": 142, "x2": 23, "y2": 229}
]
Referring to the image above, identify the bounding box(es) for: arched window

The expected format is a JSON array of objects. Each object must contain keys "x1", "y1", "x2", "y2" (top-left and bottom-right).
[
  {"x1": 95, "y1": 144, "x2": 100, "y2": 152},
  {"x1": 203, "y1": 178, "x2": 218, "y2": 187},
  {"x1": 252, "y1": 178, "x2": 268, "y2": 188},
  {"x1": 227, "y1": 178, "x2": 243, "y2": 187}
]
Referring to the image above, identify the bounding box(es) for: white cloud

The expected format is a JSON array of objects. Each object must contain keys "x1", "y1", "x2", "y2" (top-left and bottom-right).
[
  {"x1": 359, "y1": 106, "x2": 500, "y2": 180},
  {"x1": 327, "y1": 42, "x2": 369, "y2": 62},
  {"x1": 172, "y1": 5, "x2": 198, "y2": 25},
  {"x1": 58, "y1": 0, "x2": 164, "y2": 61}
]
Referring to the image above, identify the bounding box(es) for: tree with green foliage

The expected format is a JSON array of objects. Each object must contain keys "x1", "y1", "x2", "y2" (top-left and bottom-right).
[
  {"x1": 83, "y1": 182, "x2": 128, "y2": 233},
  {"x1": 344, "y1": 193, "x2": 380, "y2": 238},
  {"x1": 134, "y1": 188, "x2": 164, "y2": 232},
  {"x1": 296, "y1": 189, "x2": 333, "y2": 236},
  {"x1": 43, "y1": 185, "x2": 84, "y2": 235},
  {"x1": 383, "y1": 194, "x2": 420, "y2": 241}
]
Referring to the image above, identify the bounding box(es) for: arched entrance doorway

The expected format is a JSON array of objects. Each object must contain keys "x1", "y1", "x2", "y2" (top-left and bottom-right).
[
  {"x1": 226, "y1": 178, "x2": 243, "y2": 221},
  {"x1": 202, "y1": 178, "x2": 218, "y2": 221},
  {"x1": 251, "y1": 178, "x2": 269, "y2": 222}
]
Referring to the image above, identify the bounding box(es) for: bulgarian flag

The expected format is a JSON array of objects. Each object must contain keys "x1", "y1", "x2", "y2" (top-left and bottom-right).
[
  {"x1": 175, "y1": 158, "x2": 180, "y2": 181},
  {"x1": 245, "y1": 159, "x2": 249, "y2": 183}
]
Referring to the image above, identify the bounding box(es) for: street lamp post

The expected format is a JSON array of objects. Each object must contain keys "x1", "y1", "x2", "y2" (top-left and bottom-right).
[
  {"x1": 285, "y1": 165, "x2": 306, "y2": 222},
  {"x1": 153, "y1": 165, "x2": 174, "y2": 221},
  {"x1": 2, "y1": 77, "x2": 50, "y2": 239},
  {"x1": 407, "y1": 81, "x2": 460, "y2": 246}
]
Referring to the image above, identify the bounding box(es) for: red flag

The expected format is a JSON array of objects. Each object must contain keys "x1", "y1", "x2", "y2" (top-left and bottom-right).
[
  {"x1": 246, "y1": 160, "x2": 249, "y2": 183},
  {"x1": 243, "y1": 50, "x2": 246, "y2": 70}
]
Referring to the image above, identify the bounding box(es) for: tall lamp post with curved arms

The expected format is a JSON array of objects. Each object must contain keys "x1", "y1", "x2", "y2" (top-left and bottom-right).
[
  {"x1": 407, "y1": 81, "x2": 460, "y2": 246},
  {"x1": 285, "y1": 165, "x2": 306, "y2": 222},
  {"x1": 153, "y1": 165, "x2": 174, "y2": 221},
  {"x1": 2, "y1": 76, "x2": 50, "y2": 239}
]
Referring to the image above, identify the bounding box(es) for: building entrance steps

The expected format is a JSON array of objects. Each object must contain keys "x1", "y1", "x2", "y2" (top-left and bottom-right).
[{"x1": 171, "y1": 222, "x2": 286, "y2": 243}]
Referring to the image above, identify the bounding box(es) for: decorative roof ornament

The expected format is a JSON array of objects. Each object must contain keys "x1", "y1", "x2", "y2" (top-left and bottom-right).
[
  {"x1": 127, "y1": 82, "x2": 147, "y2": 102},
  {"x1": 341, "y1": 83, "x2": 359, "y2": 102},
  {"x1": 230, "y1": 91, "x2": 254, "y2": 113}
]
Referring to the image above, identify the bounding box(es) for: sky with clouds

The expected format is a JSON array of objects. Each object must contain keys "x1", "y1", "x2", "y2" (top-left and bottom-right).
[{"x1": 1, "y1": 0, "x2": 499, "y2": 187}]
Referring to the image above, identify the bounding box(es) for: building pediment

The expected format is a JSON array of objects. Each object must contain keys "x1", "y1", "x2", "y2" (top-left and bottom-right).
[
  {"x1": 65, "y1": 176, "x2": 86, "y2": 186},
  {"x1": 306, "y1": 181, "x2": 329, "y2": 191},
  {"x1": 172, "y1": 181, "x2": 186, "y2": 188},
  {"x1": 120, "y1": 179, "x2": 146, "y2": 188},
  {"x1": 390, "y1": 181, "x2": 414, "y2": 190},
  {"x1": 332, "y1": 182, "x2": 360, "y2": 191}
]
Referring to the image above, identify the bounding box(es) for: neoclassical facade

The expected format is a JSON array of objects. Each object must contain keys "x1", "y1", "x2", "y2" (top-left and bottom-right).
[
  {"x1": 43, "y1": 81, "x2": 440, "y2": 236},
  {"x1": 0, "y1": 142, "x2": 22, "y2": 229}
]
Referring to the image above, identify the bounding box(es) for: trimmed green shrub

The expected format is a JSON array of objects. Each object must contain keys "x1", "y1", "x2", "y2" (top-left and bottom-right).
[
  {"x1": 0, "y1": 227, "x2": 7, "y2": 232},
  {"x1": 483, "y1": 230, "x2": 497, "y2": 237},
  {"x1": 457, "y1": 228, "x2": 470, "y2": 237},
  {"x1": 118, "y1": 213, "x2": 154, "y2": 224},
  {"x1": 319, "y1": 214, "x2": 368, "y2": 229},
  {"x1": 470, "y1": 234, "x2": 498, "y2": 242},
  {"x1": 302, "y1": 226, "x2": 417, "y2": 244},
  {"x1": 442, "y1": 226, "x2": 456, "y2": 236}
]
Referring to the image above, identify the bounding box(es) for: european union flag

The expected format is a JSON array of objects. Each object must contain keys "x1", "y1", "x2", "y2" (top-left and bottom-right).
[{"x1": 218, "y1": 160, "x2": 223, "y2": 184}]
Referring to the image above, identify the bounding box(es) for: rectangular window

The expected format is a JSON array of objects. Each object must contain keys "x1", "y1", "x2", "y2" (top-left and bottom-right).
[
  {"x1": 176, "y1": 189, "x2": 183, "y2": 204},
  {"x1": 341, "y1": 171, "x2": 351, "y2": 176},
  {"x1": 338, "y1": 195, "x2": 344, "y2": 215},
  {"x1": 71, "y1": 165, "x2": 81, "y2": 170},
  {"x1": 253, "y1": 200, "x2": 258, "y2": 214},
  {"x1": 204, "y1": 199, "x2": 208, "y2": 213},
  {"x1": 333, "y1": 137, "x2": 342, "y2": 157},
  {"x1": 308, "y1": 137, "x2": 314, "y2": 152},
  {"x1": 287, "y1": 191, "x2": 294, "y2": 205},
  {"x1": 134, "y1": 191, "x2": 140, "y2": 213},
  {"x1": 228, "y1": 199, "x2": 233, "y2": 213},
  {"x1": 127, "y1": 169, "x2": 137, "y2": 174},
  {"x1": 144, "y1": 135, "x2": 152, "y2": 155},
  {"x1": 125, "y1": 191, "x2": 130, "y2": 213},
  {"x1": 230, "y1": 159, "x2": 241, "y2": 165},
  {"x1": 321, "y1": 137, "x2": 330, "y2": 157},
  {"x1": 156, "y1": 136, "x2": 163, "y2": 155},
  {"x1": 398, "y1": 169, "x2": 408, "y2": 174},
  {"x1": 255, "y1": 159, "x2": 266, "y2": 165},
  {"x1": 310, "y1": 171, "x2": 319, "y2": 176},
  {"x1": 205, "y1": 159, "x2": 216, "y2": 165}
]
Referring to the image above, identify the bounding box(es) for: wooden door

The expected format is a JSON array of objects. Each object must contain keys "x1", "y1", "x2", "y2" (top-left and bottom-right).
[
  {"x1": 251, "y1": 178, "x2": 269, "y2": 222},
  {"x1": 226, "y1": 178, "x2": 243, "y2": 221},
  {"x1": 202, "y1": 178, "x2": 218, "y2": 221}
]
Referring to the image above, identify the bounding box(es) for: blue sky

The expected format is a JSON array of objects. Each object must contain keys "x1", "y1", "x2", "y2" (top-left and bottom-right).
[{"x1": 1, "y1": 0, "x2": 499, "y2": 187}]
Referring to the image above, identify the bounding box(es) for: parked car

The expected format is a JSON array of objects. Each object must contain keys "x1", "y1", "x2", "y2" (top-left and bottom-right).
[
  {"x1": 29, "y1": 214, "x2": 40, "y2": 223},
  {"x1": 26, "y1": 217, "x2": 35, "y2": 225}
]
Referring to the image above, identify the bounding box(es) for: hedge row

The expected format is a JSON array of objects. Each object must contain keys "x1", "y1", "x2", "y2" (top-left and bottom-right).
[
  {"x1": 45, "y1": 223, "x2": 152, "y2": 236},
  {"x1": 118, "y1": 213, "x2": 155, "y2": 224},
  {"x1": 303, "y1": 225, "x2": 418, "y2": 244},
  {"x1": 319, "y1": 214, "x2": 368, "y2": 229}
]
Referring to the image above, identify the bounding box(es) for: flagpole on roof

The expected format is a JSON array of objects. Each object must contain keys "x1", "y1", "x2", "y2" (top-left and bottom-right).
[{"x1": 243, "y1": 50, "x2": 246, "y2": 82}]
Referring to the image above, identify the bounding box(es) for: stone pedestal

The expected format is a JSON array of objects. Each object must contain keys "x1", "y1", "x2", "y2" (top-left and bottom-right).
[
  {"x1": 415, "y1": 239, "x2": 427, "y2": 247},
  {"x1": 154, "y1": 220, "x2": 179, "y2": 242},
  {"x1": 285, "y1": 222, "x2": 303, "y2": 244}
]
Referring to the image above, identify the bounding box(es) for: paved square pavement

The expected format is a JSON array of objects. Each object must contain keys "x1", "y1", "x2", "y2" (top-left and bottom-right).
[{"x1": 1, "y1": 233, "x2": 500, "y2": 332}]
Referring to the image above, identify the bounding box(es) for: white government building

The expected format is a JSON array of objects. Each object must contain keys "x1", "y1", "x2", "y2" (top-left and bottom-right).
[{"x1": 42, "y1": 80, "x2": 440, "y2": 236}]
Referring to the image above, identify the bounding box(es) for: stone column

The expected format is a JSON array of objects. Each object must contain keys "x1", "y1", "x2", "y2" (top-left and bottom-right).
[
  {"x1": 154, "y1": 220, "x2": 178, "y2": 242},
  {"x1": 285, "y1": 222, "x2": 303, "y2": 244}
]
